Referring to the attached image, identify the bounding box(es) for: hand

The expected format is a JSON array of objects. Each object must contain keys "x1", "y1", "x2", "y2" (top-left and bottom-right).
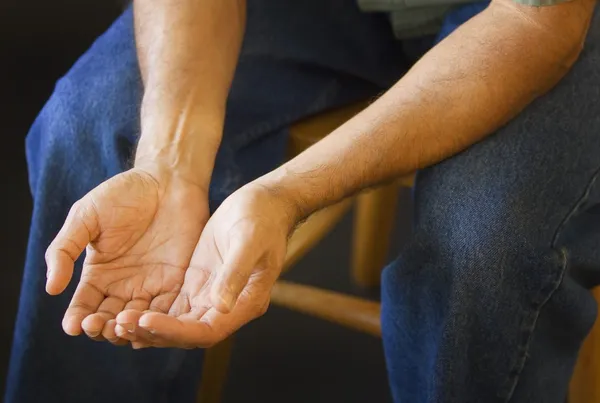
[
  {"x1": 45, "y1": 164, "x2": 209, "y2": 345},
  {"x1": 114, "y1": 183, "x2": 297, "y2": 348}
]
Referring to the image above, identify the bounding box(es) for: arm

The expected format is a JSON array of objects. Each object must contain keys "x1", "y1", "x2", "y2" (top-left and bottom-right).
[
  {"x1": 133, "y1": 0, "x2": 246, "y2": 188},
  {"x1": 45, "y1": 0, "x2": 247, "y2": 339},
  {"x1": 117, "y1": 0, "x2": 599, "y2": 347},
  {"x1": 258, "y1": 0, "x2": 595, "y2": 223}
]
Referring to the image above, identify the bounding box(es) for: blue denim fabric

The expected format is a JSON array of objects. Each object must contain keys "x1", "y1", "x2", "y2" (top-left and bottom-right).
[
  {"x1": 382, "y1": 5, "x2": 600, "y2": 403},
  {"x1": 5, "y1": 2, "x2": 406, "y2": 403},
  {"x1": 7, "y1": 1, "x2": 600, "y2": 403}
]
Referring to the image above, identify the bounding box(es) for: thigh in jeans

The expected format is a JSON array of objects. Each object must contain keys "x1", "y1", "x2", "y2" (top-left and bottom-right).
[{"x1": 381, "y1": 8, "x2": 600, "y2": 403}]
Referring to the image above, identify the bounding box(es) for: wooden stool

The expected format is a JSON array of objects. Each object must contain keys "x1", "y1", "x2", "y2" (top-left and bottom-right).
[
  {"x1": 197, "y1": 102, "x2": 598, "y2": 403},
  {"x1": 570, "y1": 287, "x2": 600, "y2": 402},
  {"x1": 269, "y1": 283, "x2": 600, "y2": 403}
]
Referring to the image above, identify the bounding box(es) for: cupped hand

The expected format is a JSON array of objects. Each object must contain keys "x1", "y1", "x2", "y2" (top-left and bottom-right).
[
  {"x1": 45, "y1": 165, "x2": 209, "y2": 344},
  {"x1": 115, "y1": 183, "x2": 297, "y2": 348}
]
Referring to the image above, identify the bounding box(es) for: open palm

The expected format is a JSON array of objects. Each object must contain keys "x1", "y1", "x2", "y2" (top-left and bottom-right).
[
  {"x1": 45, "y1": 167, "x2": 208, "y2": 342},
  {"x1": 114, "y1": 184, "x2": 293, "y2": 348}
]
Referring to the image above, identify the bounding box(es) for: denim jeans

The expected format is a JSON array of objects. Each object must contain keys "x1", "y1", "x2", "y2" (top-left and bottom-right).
[{"x1": 6, "y1": 0, "x2": 600, "y2": 402}]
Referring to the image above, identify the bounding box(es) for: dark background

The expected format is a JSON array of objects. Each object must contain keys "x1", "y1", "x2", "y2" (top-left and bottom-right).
[{"x1": 0, "y1": 1, "x2": 411, "y2": 401}]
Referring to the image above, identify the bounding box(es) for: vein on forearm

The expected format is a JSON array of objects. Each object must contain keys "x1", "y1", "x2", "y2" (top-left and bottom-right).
[{"x1": 132, "y1": 0, "x2": 246, "y2": 186}]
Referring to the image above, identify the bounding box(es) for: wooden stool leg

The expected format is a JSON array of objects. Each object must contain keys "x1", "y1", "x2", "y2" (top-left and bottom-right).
[
  {"x1": 196, "y1": 337, "x2": 234, "y2": 403},
  {"x1": 351, "y1": 183, "x2": 399, "y2": 287},
  {"x1": 569, "y1": 289, "x2": 600, "y2": 403}
]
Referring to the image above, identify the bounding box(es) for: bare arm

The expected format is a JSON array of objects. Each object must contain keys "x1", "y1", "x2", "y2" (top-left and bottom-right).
[
  {"x1": 111, "y1": 0, "x2": 599, "y2": 344},
  {"x1": 258, "y1": 0, "x2": 595, "y2": 223},
  {"x1": 133, "y1": 0, "x2": 246, "y2": 189},
  {"x1": 44, "y1": 1, "x2": 248, "y2": 337}
]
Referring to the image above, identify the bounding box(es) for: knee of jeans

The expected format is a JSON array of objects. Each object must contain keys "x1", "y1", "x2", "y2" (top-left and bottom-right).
[{"x1": 381, "y1": 194, "x2": 566, "y2": 315}]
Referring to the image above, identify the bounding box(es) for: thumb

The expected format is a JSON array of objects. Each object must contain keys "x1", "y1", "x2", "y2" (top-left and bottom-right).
[
  {"x1": 210, "y1": 239, "x2": 258, "y2": 314},
  {"x1": 45, "y1": 199, "x2": 99, "y2": 295}
]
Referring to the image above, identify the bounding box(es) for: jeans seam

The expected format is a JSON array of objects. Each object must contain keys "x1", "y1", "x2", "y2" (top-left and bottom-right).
[
  {"x1": 503, "y1": 166, "x2": 600, "y2": 401},
  {"x1": 503, "y1": 248, "x2": 568, "y2": 402},
  {"x1": 550, "y1": 165, "x2": 600, "y2": 249}
]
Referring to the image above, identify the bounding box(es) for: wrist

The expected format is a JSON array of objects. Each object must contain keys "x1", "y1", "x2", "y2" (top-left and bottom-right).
[
  {"x1": 135, "y1": 139, "x2": 217, "y2": 188},
  {"x1": 251, "y1": 167, "x2": 315, "y2": 230},
  {"x1": 133, "y1": 159, "x2": 210, "y2": 196},
  {"x1": 135, "y1": 109, "x2": 223, "y2": 190}
]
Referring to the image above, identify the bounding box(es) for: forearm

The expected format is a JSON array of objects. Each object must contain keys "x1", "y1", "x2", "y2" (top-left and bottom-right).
[
  {"x1": 259, "y1": 0, "x2": 594, "y2": 223},
  {"x1": 133, "y1": 0, "x2": 246, "y2": 188}
]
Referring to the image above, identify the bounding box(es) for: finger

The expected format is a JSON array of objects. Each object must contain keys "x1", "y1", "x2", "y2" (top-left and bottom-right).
[
  {"x1": 116, "y1": 309, "x2": 161, "y2": 347},
  {"x1": 116, "y1": 316, "x2": 170, "y2": 349},
  {"x1": 114, "y1": 299, "x2": 150, "y2": 342},
  {"x1": 168, "y1": 267, "x2": 211, "y2": 317},
  {"x1": 81, "y1": 296, "x2": 126, "y2": 338},
  {"x1": 138, "y1": 312, "x2": 216, "y2": 348},
  {"x1": 115, "y1": 298, "x2": 160, "y2": 345},
  {"x1": 63, "y1": 281, "x2": 104, "y2": 336},
  {"x1": 115, "y1": 311, "x2": 142, "y2": 342},
  {"x1": 139, "y1": 297, "x2": 264, "y2": 348},
  {"x1": 149, "y1": 292, "x2": 180, "y2": 314},
  {"x1": 132, "y1": 341, "x2": 151, "y2": 349},
  {"x1": 167, "y1": 293, "x2": 191, "y2": 317},
  {"x1": 210, "y1": 240, "x2": 259, "y2": 314},
  {"x1": 102, "y1": 319, "x2": 128, "y2": 346},
  {"x1": 141, "y1": 278, "x2": 273, "y2": 347},
  {"x1": 45, "y1": 200, "x2": 99, "y2": 295}
]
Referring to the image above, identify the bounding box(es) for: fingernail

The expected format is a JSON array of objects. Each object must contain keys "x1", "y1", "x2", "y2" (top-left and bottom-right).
[
  {"x1": 138, "y1": 317, "x2": 151, "y2": 329},
  {"x1": 116, "y1": 325, "x2": 137, "y2": 342},
  {"x1": 115, "y1": 324, "x2": 134, "y2": 337},
  {"x1": 138, "y1": 320, "x2": 155, "y2": 335},
  {"x1": 121, "y1": 323, "x2": 135, "y2": 333}
]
